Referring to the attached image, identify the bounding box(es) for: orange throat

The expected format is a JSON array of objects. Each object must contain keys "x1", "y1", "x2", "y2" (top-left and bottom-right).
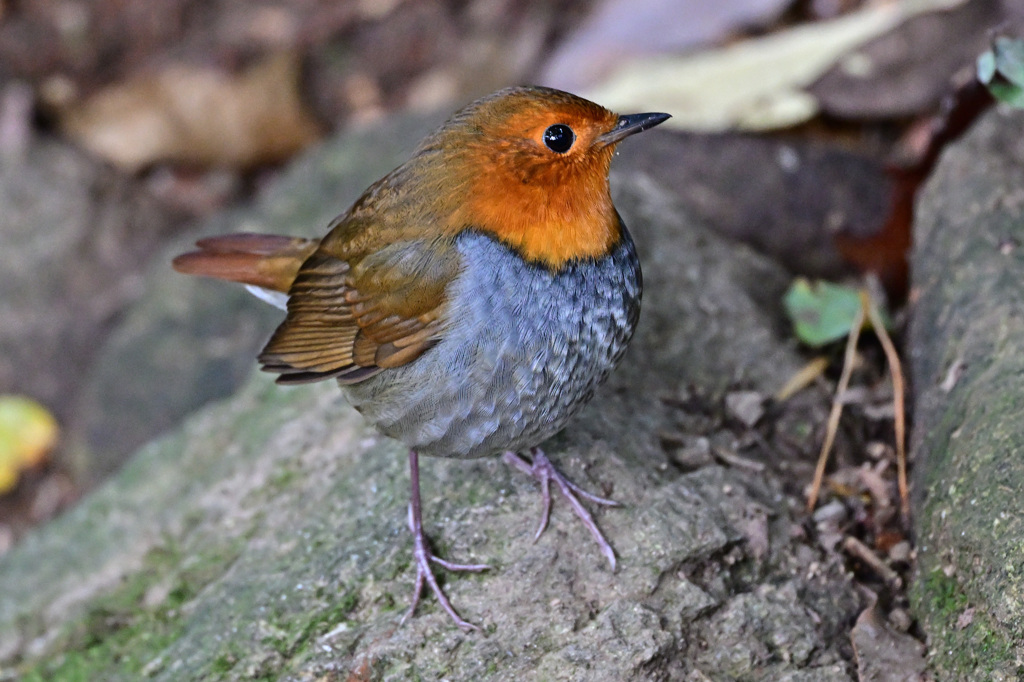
[{"x1": 454, "y1": 155, "x2": 621, "y2": 269}]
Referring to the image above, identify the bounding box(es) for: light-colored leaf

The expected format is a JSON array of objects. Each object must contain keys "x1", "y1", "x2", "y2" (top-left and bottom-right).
[
  {"x1": 541, "y1": 0, "x2": 791, "y2": 91},
  {"x1": 580, "y1": 0, "x2": 965, "y2": 131},
  {"x1": 0, "y1": 396, "x2": 58, "y2": 493}
]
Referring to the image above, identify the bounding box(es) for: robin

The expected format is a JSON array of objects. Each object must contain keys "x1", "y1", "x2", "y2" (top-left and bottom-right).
[{"x1": 173, "y1": 85, "x2": 669, "y2": 631}]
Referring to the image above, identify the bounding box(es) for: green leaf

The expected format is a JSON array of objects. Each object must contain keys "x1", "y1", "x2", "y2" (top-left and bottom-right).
[
  {"x1": 783, "y1": 279, "x2": 865, "y2": 348},
  {"x1": 978, "y1": 37, "x2": 1024, "y2": 108},
  {"x1": 993, "y1": 37, "x2": 1024, "y2": 87},
  {"x1": 988, "y1": 82, "x2": 1024, "y2": 108}
]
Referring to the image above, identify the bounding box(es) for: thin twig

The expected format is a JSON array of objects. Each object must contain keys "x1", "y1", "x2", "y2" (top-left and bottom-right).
[
  {"x1": 807, "y1": 303, "x2": 865, "y2": 512},
  {"x1": 863, "y1": 292, "x2": 910, "y2": 522},
  {"x1": 842, "y1": 535, "x2": 902, "y2": 588},
  {"x1": 776, "y1": 356, "x2": 830, "y2": 401}
]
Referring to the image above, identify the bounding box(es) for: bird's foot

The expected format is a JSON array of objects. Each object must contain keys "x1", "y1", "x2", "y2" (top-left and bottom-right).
[
  {"x1": 502, "y1": 447, "x2": 619, "y2": 570},
  {"x1": 401, "y1": 503, "x2": 490, "y2": 632}
]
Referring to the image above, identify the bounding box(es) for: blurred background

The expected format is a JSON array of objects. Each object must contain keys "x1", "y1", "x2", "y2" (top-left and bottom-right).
[{"x1": 0, "y1": 0, "x2": 1018, "y2": 549}]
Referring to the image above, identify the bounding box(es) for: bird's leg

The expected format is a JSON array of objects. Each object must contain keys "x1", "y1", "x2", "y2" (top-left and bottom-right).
[
  {"x1": 502, "y1": 447, "x2": 619, "y2": 571},
  {"x1": 401, "y1": 449, "x2": 489, "y2": 632}
]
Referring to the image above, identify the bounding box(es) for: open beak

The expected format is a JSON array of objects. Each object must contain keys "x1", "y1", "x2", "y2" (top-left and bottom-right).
[{"x1": 598, "y1": 112, "x2": 671, "y2": 146}]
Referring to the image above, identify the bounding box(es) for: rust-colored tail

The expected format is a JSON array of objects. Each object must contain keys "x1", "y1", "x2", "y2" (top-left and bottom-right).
[{"x1": 172, "y1": 233, "x2": 318, "y2": 293}]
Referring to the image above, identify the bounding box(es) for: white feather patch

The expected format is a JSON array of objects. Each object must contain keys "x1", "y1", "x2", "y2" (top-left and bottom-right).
[{"x1": 245, "y1": 285, "x2": 289, "y2": 310}]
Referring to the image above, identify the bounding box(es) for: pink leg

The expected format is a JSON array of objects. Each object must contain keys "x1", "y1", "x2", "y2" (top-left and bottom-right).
[
  {"x1": 502, "y1": 447, "x2": 619, "y2": 570},
  {"x1": 401, "y1": 450, "x2": 489, "y2": 632}
]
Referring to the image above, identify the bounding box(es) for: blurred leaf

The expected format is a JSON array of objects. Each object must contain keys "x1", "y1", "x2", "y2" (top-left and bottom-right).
[
  {"x1": 581, "y1": 0, "x2": 966, "y2": 132},
  {"x1": 59, "y1": 52, "x2": 322, "y2": 171},
  {"x1": 784, "y1": 279, "x2": 865, "y2": 347},
  {"x1": 0, "y1": 396, "x2": 58, "y2": 493},
  {"x1": 978, "y1": 37, "x2": 1024, "y2": 108},
  {"x1": 542, "y1": 0, "x2": 791, "y2": 91},
  {"x1": 990, "y1": 36, "x2": 1024, "y2": 85}
]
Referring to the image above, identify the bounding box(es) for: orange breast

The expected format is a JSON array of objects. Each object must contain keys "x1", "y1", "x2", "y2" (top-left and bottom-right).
[{"x1": 452, "y1": 146, "x2": 621, "y2": 269}]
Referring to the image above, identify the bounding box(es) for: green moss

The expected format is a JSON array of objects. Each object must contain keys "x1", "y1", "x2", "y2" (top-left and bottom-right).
[
  {"x1": 210, "y1": 651, "x2": 237, "y2": 674},
  {"x1": 269, "y1": 466, "x2": 298, "y2": 490},
  {"x1": 384, "y1": 557, "x2": 411, "y2": 581},
  {"x1": 920, "y1": 568, "x2": 968, "y2": 618},
  {"x1": 913, "y1": 567, "x2": 1020, "y2": 677},
  {"x1": 935, "y1": 619, "x2": 1015, "y2": 676},
  {"x1": 376, "y1": 591, "x2": 399, "y2": 612},
  {"x1": 247, "y1": 587, "x2": 366, "y2": 673},
  {"x1": 17, "y1": 539, "x2": 245, "y2": 681},
  {"x1": 334, "y1": 588, "x2": 360, "y2": 615}
]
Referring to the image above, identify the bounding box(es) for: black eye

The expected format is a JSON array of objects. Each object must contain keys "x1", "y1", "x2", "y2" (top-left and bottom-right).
[{"x1": 543, "y1": 124, "x2": 575, "y2": 153}]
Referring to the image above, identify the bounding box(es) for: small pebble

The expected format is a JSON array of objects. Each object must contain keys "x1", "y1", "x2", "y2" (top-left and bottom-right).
[
  {"x1": 888, "y1": 540, "x2": 912, "y2": 564},
  {"x1": 812, "y1": 500, "x2": 847, "y2": 525},
  {"x1": 889, "y1": 608, "x2": 912, "y2": 632}
]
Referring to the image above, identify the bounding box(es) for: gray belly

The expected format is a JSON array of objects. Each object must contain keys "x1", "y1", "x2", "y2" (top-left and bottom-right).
[{"x1": 343, "y1": 230, "x2": 642, "y2": 459}]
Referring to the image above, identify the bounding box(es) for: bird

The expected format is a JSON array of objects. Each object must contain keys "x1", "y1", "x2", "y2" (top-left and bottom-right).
[{"x1": 172, "y1": 85, "x2": 669, "y2": 631}]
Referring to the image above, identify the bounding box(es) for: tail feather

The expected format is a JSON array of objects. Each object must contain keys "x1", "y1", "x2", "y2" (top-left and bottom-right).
[{"x1": 172, "y1": 233, "x2": 317, "y2": 293}]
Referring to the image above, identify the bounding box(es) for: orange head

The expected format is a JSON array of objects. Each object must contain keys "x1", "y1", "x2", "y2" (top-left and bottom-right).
[{"x1": 390, "y1": 86, "x2": 670, "y2": 269}]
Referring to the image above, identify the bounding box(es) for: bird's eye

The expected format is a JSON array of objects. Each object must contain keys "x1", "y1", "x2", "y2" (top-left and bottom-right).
[{"x1": 543, "y1": 124, "x2": 575, "y2": 153}]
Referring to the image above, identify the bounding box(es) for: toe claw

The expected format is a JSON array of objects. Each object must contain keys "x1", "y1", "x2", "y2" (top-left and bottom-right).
[
  {"x1": 504, "y1": 447, "x2": 619, "y2": 570},
  {"x1": 406, "y1": 526, "x2": 487, "y2": 631}
]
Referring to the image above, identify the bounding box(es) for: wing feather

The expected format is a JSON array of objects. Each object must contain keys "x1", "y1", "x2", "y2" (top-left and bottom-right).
[{"x1": 258, "y1": 235, "x2": 458, "y2": 385}]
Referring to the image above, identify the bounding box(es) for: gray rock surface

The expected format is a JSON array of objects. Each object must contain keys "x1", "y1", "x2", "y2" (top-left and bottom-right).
[
  {"x1": 0, "y1": 121, "x2": 862, "y2": 680},
  {"x1": 0, "y1": 134, "x2": 181, "y2": 465},
  {"x1": 909, "y1": 104, "x2": 1024, "y2": 679}
]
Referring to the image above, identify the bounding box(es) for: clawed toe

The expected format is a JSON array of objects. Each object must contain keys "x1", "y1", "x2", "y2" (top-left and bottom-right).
[
  {"x1": 402, "y1": 503, "x2": 488, "y2": 632},
  {"x1": 503, "y1": 447, "x2": 618, "y2": 570}
]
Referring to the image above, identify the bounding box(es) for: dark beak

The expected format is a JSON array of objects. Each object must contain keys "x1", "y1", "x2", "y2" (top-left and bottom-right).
[{"x1": 598, "y1": 112, "x2": 671, "y2": 146}]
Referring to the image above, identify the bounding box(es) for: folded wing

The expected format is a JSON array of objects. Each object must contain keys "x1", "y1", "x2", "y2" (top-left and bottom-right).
[{"x1": 259, "y1": 233, "x2": 458, "y2": 385}]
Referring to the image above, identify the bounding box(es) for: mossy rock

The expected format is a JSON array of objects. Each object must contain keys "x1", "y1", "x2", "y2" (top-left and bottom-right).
[{"x1": 909, "y1": 104, "x2": 1024, "y2": 679}]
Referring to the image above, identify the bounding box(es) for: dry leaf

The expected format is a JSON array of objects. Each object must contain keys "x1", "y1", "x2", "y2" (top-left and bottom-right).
[
  {"x1": 776, "y1": 356, "x2": 830, "y2": 401},
  {"x1": 852, "y1": 603, "x2": 927, "y2": 681},
  {"x1": 60, "y1": 52, "x2": 322, "y2": 171},
  {"x1": 541, "y1": 0, "x2": 791, "y2": 91},
  {"x1": 580, "y1": 0, "x2": 966, "y2": 132}
]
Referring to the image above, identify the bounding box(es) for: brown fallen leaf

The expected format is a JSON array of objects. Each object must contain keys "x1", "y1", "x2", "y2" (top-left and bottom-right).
[
  {"x1": 852, "y1": 602, "x2": 927, "y2": 682},
  {"x1": 59, "y1": 52, "x2": 322, "y2": 172}
]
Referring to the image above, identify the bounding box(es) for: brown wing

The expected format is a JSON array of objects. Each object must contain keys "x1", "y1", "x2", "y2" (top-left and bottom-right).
[{"x1": 258, "y1": 231, "x2": 460, "y2": 385}]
